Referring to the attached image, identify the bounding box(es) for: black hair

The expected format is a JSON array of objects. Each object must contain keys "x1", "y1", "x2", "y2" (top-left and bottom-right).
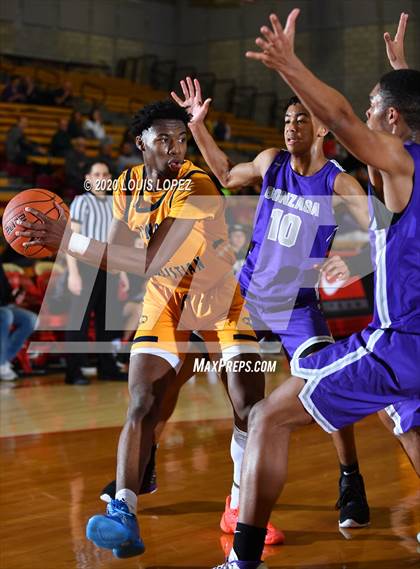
[
  {"x1": 89, "y1": 108, "x2": 101, "y2": 122},
  {"x1": 131, "y1": 99, "x2": 191, "y2": 137},
  {"x1": 84, "y1": 160, "x2": 109, "y2": 176},
  {"x1": 284, "y1": 95, "x2": 301, "y2": 112},
  {"x1": 379, "y1": 69, "x2": 420, "y2": 131}
]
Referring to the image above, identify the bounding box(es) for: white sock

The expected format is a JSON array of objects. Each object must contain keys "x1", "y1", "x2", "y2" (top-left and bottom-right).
[
  {"x1": 115, "y1": 488, "x2": 137, "y2": 514},
  {"x1": 230, "y1": 425, "x2": 247, "y2": 509},
  {"x1": 228, "y1": 548, "x2": 239, "y2": 561}
]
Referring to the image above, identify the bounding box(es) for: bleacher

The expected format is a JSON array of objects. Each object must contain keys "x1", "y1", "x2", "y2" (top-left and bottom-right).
[
  {"x1": 0, "y1": 62, "x2": 283, "y2": 143},
  {"x1": 0, "y1": 61, "x2": 284, "y2": 247}
]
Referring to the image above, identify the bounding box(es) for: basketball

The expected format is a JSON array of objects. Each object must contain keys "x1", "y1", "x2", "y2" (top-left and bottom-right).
[{"x1": 2, "y1": 188, "x2": 69, "y2": 258}]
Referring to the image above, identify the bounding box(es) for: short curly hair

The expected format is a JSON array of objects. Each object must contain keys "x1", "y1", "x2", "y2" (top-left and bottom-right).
[
  {"x1": 131, "y1": 100, "x2": 191, "y2": 137},
  {"x1": 379, "y1": 69, "x2": 420, "y2": 132}
]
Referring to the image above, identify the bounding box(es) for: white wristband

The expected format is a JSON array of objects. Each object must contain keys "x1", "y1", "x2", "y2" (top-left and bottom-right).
[{"x1": 68, "y1": 233, "x2": 91, "y2": 255}]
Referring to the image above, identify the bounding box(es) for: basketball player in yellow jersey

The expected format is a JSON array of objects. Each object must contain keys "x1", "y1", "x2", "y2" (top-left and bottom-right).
[{"x1": 17, "y1": 100, "x2": 279, "y2": 556}]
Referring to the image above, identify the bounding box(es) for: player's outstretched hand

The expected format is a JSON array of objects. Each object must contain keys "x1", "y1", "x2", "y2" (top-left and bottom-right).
[
  {"x1": 15, "y1": 203, "x2": 70, "y2": 252},
  {"x1": 384, "y1": 12, "x2": 409, "y2": 70},
  {"x1": 245, "y1": 9, "x2": 300, "y2": 72},
  {"x1": 316, "y1": 255, "x2": 350, "y2": 283},
  {"x1": 171, "y1": 77, "x2": 212, "y2": 124}
]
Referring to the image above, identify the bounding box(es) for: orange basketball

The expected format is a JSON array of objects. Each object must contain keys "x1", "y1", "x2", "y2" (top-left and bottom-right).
[{"x1": 2, "y1": 189, "x2": 69, "y2": 258}]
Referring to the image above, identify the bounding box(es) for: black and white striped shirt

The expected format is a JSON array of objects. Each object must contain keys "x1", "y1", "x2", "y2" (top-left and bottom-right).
[{"x1": 70, "y1": 193, "x2": 113, "y2": 242}]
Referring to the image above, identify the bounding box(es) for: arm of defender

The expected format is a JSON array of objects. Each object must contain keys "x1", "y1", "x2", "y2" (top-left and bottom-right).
[
  {"x1": 333, "y1": 172, "x2": 370, "y2": 231},
  {"x1": 246, "y1": 11, "x2": 414, "y2": 212},
  {"x1": 189, "y1": 121, "x2": 278, "y2": 189},
  {"x1": 171, "y1": 76, "x2": 277, "y2": 188},
  {"x1": 384, "y1": 12, "x2": 409, "y2": 70},
  {"x1": 366, "y1": 13, "x2": 410, "y2": 188}
]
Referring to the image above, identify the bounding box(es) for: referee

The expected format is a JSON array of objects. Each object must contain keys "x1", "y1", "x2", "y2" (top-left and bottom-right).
[{"x1": 65, "y1": 161, "x2": 127, "y2": 384}]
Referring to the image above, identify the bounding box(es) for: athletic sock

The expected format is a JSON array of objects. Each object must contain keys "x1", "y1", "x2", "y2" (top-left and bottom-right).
[
  {"x1": 115, "y1": 488, "x2": 137, "y2": 514},
  {"x1": 232, "y1": 522, "x2": 266, "y2": 561},
  {"x1": 340, "y1": 461, "x2": 360, "y2": 477},
  {"x1": 230, "y1": 426, "x2": 247, "y2": 509}
]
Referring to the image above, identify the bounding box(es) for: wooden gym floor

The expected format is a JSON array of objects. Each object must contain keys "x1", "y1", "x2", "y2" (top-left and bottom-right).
[{"x1": 0, "y1": 358, "x2": 419, "y2": 569}]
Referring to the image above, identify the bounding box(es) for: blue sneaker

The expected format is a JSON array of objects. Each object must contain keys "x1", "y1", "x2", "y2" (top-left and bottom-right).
[
  {"x1": 86, "y1": 499, "x2": 145, "y2": 557},
  {"x1": 112, "y1": 542, "x2": 146, "y2": 559}
]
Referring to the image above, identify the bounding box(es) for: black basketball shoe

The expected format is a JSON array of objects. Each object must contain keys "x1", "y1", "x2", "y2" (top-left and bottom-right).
[{"x1": 336, "y1": 472, "x2": 370, "y2": 528}]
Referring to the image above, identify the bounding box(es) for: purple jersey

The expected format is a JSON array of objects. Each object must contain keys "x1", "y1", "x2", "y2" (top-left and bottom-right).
[
  {"x1": 368, "y1": 142, "x2": 420, "y2": 333},
  {"x1": 293, "y1": 142, "x2": 420, "y2": 435},
  {"x1": 239, "y1": 151, "x2": 342, "y2": 309}
]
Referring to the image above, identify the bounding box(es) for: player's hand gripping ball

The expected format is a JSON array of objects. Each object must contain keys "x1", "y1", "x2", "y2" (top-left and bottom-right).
[{"x1": 2, "y1": 189, "x2": 69, "y2": 258}]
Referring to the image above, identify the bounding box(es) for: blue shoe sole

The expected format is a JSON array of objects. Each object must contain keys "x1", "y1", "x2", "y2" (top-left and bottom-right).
[
  {"x1": 112, "y1": 542, "x2": 146, "y2": 558},
  {"x1": 86, "y1": 515, "x2": 131, "y2": 549}
]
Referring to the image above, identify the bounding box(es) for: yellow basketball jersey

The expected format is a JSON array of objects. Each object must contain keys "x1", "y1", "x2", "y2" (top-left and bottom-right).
[{"x1": 113, "y1": 160, "x2": 235, "y2": 292}]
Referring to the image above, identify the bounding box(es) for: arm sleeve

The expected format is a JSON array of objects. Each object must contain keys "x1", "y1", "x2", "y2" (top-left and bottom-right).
[{"x1": 169, "y1": 175, "x2": 222, "y2": 221}]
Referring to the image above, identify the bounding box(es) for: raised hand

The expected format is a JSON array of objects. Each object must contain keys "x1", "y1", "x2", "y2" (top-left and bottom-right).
[
  {"x1": 171, "y1": 77, "x2": 212, "y2": 124},
  {"x1": 384, "y1": 12, "x2": 409, "y2": 70},
  {"x1": 245, "y1": 9, "x2": 300, "y2": 72},
  {"x1": 15, "y1": 203, "x2": 70, "y2": 252}
]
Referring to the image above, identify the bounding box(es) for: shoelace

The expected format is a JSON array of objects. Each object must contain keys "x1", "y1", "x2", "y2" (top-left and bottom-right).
[{"x1": 110, "y1": 500, "x2": 134, "y2": 517}]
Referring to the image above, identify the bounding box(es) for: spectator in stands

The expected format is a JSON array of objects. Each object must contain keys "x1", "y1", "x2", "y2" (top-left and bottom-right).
[
  {"x1": 116, "y1": 141, "x2": 141, "y2": 174},
  {"x1": 96, "y1": 140, "x2": 117, "y2": 178},
  {"x1": 67, "y1": 110, "x2": 85, "y2": 139},
  {"x1": 84, "y1": 109, "x2": 106, "y2": 141},
  {"x1": 121, "y1": 126, "x2": 135, "y2": 145},
  {"x1": 50, "y1": 117, "x2": 72, "y2": 157},
  {"x1": 5, "y1": 117, "x2": 45, "y2": 164},
  {"x1": 1, "y1": 75, "x2": 26, "y2": 103},
  {"x1": 213, "y1": 114, "x2": 231, "y2": 141},
  {"x1": 20, "y1": 75, "x2": 41, "y2": 105},
  {"x1": 0, "y1": 263, "x2": 37, "y2": 381},
  {"x1": 52, "y1": 80, "x2": 74, "y2": 107},
  {"x1": 65, "y1": 161, "x2": 127, "y2": 384},
  {"x1": 65, "y1": 137, "x2": 90, "y2": 194}
]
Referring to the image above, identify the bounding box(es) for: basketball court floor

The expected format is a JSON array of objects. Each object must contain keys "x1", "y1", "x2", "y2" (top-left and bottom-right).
[{"x1": 1, "y1": 356, "x2": 419, "y2": 568}]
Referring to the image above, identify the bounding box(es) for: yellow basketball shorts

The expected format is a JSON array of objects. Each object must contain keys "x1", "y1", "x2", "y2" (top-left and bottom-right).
[{"x1": 131, "y1": 276, "x2": 258, "y2": 366}]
